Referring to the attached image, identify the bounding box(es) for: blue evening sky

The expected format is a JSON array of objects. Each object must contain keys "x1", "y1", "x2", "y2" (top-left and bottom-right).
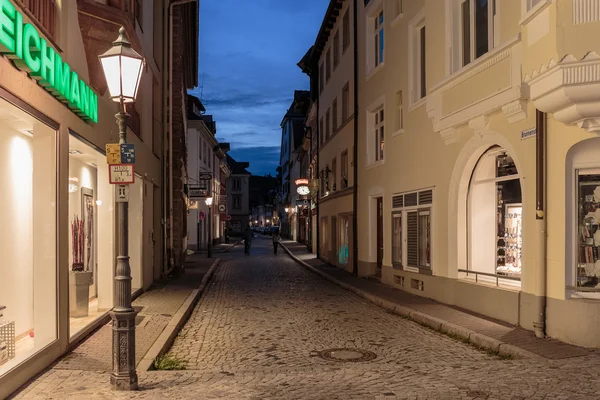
[{"x1": 190, "y1": 0, "x2": 329, "y2": 176}]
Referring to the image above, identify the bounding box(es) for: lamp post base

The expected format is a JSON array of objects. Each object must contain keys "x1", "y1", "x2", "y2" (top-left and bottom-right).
[{"x1": 110, "y1": 310, "x2": 138, "y2": 390}]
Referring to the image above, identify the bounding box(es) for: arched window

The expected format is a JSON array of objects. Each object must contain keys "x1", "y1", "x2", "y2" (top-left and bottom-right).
[{"x1": 467, "y1": 146, "x2": 522, "y2": 285}]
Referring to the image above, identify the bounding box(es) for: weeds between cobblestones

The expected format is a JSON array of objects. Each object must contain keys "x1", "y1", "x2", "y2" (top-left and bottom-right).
[{"x1": 152, "y1": 354, "x2": 188, "y2": 370}]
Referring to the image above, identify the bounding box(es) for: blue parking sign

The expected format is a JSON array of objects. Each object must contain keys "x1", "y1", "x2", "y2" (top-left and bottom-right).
[{"x1": 120, "y1": 144, "x2": 135, "y2": 164}]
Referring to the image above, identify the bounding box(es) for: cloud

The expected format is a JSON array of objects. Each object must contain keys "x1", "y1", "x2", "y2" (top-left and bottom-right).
[
  {"x1": 197, "y1": 0, "x2": 328, "y2": 175},
  {"x1": 228, "y1": 145, "x2": 281, "y2": 176}
]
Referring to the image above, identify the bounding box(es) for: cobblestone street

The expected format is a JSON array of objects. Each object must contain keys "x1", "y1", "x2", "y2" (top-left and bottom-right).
[{"x1": 14, "y1": 237, "x2": 600, "y2": 399}]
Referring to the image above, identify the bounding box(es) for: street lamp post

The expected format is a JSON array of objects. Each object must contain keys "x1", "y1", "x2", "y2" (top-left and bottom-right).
[
  {"x1": 206, "y1": 197, "x2": 213, "y2": 258},
  {"x1": 99, "y1": 27, "x2": 145, "y2": 391}
]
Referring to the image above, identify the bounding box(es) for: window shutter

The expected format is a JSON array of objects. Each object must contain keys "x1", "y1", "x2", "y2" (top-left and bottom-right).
[
  {"x1": 392, "y1": 195, "x2": 404, "y2": 208},
  {"x1": 418, "y1": 189, "x2": 433, "y2": 205},
  {"x1": 405, "y1": 192, "x2": 418, "y2": 207},
  {"x1": 407, "y1": 211, "x2": 418, "y2": 266}
]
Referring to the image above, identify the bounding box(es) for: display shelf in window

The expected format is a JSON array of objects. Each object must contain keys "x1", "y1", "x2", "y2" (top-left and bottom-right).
[
  {"x1": 576, "y1": 173, "x2": 600, "y2": 288},
  {"x1": 496, "y1": 203, "x2": 522, "y2": 277}
]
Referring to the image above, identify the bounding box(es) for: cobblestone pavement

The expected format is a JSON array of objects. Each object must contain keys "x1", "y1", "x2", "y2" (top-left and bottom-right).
[{"x1": 13, "y1": 238, "x2": 600, "y2": 399}]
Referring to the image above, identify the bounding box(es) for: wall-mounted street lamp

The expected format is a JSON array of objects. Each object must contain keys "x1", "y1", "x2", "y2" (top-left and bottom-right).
[
  {"x1": 284, "y1": 207, "x2": 289, "y2": 213},
  {"x1": 205, "y1": 196, "x2": 213, "y2": 258},
  {"x1": 99, "y1": 27, "x2": 144, "y2": 391}
]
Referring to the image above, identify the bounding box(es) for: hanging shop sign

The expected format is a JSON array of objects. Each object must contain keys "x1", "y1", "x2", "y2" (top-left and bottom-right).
[
  {"x1": 199, "y1": 172, "x2": 212, "y2": 180},
  {"x1": 521, "y1": 128, "x2": 536, "y2": 140},
  {"x1": 295, "y1": 178, "x2": 309, "y2": 186},
  {"x1": 188, "y1": 186, "x2": 209, "y2": 199},
  {"x1": 0, "y1": 0, "x2": 98, "y2": 122},
  {"x1": 108, "y1": 164, "x2": 134, "y2": 184},
  {"x1": 106, "y1": 143, "x2": 135, "y2": 164}
]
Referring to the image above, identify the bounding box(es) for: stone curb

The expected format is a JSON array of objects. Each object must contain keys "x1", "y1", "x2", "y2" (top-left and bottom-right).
[
  {"x1": 280, "y1": 242, "x2": 542, "y2": 361},
  {"x1": 138, "y1": 258, "x2": 222, "y2": 372}
]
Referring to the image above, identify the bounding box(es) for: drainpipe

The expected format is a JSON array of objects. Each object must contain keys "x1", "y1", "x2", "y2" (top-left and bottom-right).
[
  {"x1": 534, "y1": 109, "x2": 547, "y2": 338},
  {"x1": 316, "y1": 77, "x2": 320, "y2": 259},
  {"x1": 352, "y1": 0, "x2": 359, "y2": 276},
  {"x1": 167, "y1": 0, "x2": 197, "y2": 274}
]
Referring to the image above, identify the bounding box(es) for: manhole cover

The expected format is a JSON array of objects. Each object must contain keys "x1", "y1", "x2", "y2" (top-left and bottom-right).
[{"x1": 317, "y1": 348, "x2": 377, "y2": 363}]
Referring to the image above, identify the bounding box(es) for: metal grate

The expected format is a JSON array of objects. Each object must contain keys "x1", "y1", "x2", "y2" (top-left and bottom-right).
[
  {"x1": 418, "y1": 189, "x2": 433, "y2": 205},
  {"x1": 407, "y1": 211, "x2": 418, "y2": 266},
  {"x1": 405, "y1": 192, "x2": 418, "y2": 207},
  {"x1": 392, "y1": 195, "x2": 404, "y2": 208}
]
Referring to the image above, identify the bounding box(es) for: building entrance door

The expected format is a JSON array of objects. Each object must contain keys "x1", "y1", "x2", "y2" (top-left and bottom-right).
[
  {"x1": 376, "y1": 197, "x2": 383, "y2": 276},
  {"x1": 331, "y1": 216, "x2": 337, "y2": 266}
]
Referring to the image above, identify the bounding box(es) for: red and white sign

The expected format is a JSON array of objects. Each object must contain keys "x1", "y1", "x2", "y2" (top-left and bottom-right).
[
  {"x1": 199, "y1": 211, "x2": 206, "y2": 221},
  {"x1": 226, "y1": 215, "x2": 231, "y2": 221},
  {"x1": 295, "y1": 178, "x2": 309, "y2": 186},
  {"x1": 108, "y1": 164, "x2": 135, "y2": 184}
]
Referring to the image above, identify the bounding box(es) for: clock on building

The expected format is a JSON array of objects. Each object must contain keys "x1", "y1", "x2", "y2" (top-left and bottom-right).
[{"x1": 297, "y1": 185, "x2": 310, "y2": 195}]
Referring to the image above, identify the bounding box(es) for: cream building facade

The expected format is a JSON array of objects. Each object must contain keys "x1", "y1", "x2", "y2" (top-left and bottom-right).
[
  {"x1": 355, "y1": 0, "x2": 600, "y2": 348},
  {"x1": 313, "y1": 0, "x2": 356, "y2": 270}
]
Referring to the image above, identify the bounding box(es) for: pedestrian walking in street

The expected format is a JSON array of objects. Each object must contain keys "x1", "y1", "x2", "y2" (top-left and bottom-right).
[
  {"x1": 244, "y1": 225, "x2": 253, "y2": 255},
  {"x1": 272, "y1": 227, "x2": 281, "y2": 255},
  {"x1": 224, "y1": 228, "x2": 230, "y2": 244}
]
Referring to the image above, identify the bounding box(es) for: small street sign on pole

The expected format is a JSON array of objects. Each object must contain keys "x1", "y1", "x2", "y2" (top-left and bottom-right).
[
  {"x1": 106, "y1": 143, "x2": 136, "y2": 164},
  {"x1": 189, "y1": 186, "x2": 209, "y2": 199},
  {"x1": 109, "y1": 164, "x2": 135, "y2": 184},
  {"x1": 115, "y1": 185, "x2": 129, "y2": 202}
]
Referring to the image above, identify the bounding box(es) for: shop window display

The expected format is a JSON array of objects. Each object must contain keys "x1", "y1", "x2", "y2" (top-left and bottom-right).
[
  {"x1": 0, "y1": 99, "x2": 57, "y2": 376},
  {"x1": 576, "y1": 169, "x2": 600, "y2": 288},
  {"x1": 468, "y1": 147, "x2": 522, "y2": 283},
  {"x1": 67, "y1": 135, "x2": 143, "y2": 338}
]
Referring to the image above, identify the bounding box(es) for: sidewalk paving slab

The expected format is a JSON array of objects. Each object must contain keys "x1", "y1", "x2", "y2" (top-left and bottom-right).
[
  {"x1": 24, "y1": 255, "x2": 220, "y2": 374},
  {"x1": 280, "y1": 240, "x2": 594, "y2": 361}
]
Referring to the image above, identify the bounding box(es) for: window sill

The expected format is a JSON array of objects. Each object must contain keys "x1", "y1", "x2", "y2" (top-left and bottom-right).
[
  {"x1": 392, "y1": 128, "x2": 404, "y2": 137},
  {"x1": 408, "y1": 97, "x2": 426, "y2": 112},
  {"x1": 520, "y1": 0, "x2": 551, "y2": 26},
  {"x1": 366, "y1": 62, "x2": 385, "y2": 82},
  {"x1": 366, "y1": 160, "x2": 385, "y2": 170},
  {"x1": 391, "y1": 14, "x2": 403, "y2": 28}
]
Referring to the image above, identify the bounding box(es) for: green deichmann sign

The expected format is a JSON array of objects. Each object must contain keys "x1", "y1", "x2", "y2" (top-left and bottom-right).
[{"x1": 0, "y1": 0, "x2": 98, "y2": 123}]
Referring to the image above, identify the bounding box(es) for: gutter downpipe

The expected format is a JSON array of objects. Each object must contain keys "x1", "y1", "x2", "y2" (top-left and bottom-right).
[
  {"x1": 534, "y1": 109, "x2": 547, "y2": 338},
  {"x1": 167, "y1": 0, "x2": 196, "y2": 275},
  {"x1": 316, "y1": 75, "x2": 320, "y2": 260},
  {"x1": 352, "y1": 0, "x2": 359, "y2": 276}
]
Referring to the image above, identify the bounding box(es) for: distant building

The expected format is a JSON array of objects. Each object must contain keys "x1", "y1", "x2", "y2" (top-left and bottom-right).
[
  {"x1": 249, "y1": 175, "x2": 279, "y2": 228},
  {"x1": 279, "y1": 90, "x2": 310, "y2": 239},
  {"x1": 186, "y1": 96, "x2": 230, "y2": 250},
  {"x1": 226, "y1": 155, "x2": 251, "y2": 234}
]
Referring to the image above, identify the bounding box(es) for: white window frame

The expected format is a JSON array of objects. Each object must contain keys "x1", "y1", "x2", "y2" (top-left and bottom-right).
[
  {"x1": 393, "y1": 90, "x2": 404, "y2": 136},
  {"x1": 374, "y1": 107, "x2": 384, "y2": 162},
  {"x1": 365, "y1": 0, "x2": 385, "y2": 79},
  {"x1": 366, "y1": 96, "x2": 385, "y2": 167},
  {"x1": 408, "y1": 10, "x2": 426, "y2": 108},
  {"x1": 391, "y1": 188, "x2": 435, "y2": 274},
  {"x1": 392, "y1": 0, "x2": 403, "y2": 26},
  {"x1": 458, "y1": 0, "x2": 498, "y2": 68}
]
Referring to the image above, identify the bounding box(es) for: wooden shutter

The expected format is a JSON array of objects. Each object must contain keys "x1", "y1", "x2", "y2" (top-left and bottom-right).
[
  {"x1": 392, "y1": 194, "x2": 404, "y2": 209},
  {"x1": 407, "y1": 211, "x2": 418, "y2": 266},
  {"x1": 419, "y1": 189, "x2": 433, "y2": 205}
]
